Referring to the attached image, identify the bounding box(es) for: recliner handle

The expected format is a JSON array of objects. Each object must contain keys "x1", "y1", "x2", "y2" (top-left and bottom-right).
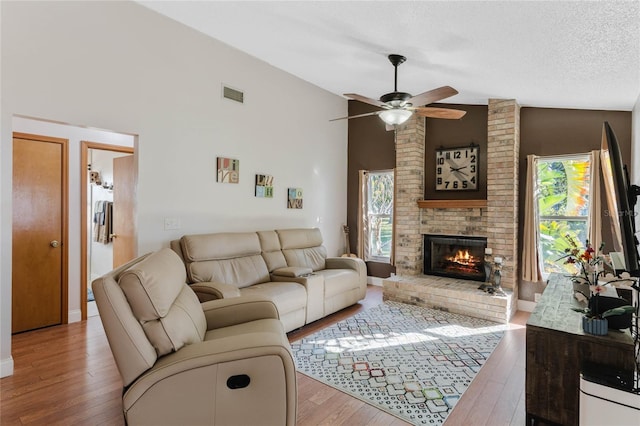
[{"x1": 226, "y1": 374, "x2": 251, "y2": 389}]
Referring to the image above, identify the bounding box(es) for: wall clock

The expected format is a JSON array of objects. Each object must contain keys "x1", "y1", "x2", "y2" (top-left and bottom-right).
[{"x1": 435, "y1": 145, "x2": 479, "y2": 191}]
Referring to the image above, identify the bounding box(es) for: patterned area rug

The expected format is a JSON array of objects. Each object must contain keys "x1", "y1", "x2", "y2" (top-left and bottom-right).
[{"x1": 291, "y1": 301, "x2": 508, "y2": 425}]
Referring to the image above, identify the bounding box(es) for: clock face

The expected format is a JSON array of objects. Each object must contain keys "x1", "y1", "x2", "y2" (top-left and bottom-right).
[{"x1": 435, "y1": 146, "x2": 479, "y2": 191}]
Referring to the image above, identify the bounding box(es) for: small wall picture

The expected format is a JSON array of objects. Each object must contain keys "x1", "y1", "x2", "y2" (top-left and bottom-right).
[
  {"x1": 255, "y1": 174, "x2": 274, "y2": 198},
  {"x1": 89, "y1": 171, "x2": 101, "y2": 185},
  {"x1": 217, "y1": 157, "x2": 239, "y2": 183},
  {"x1": 287, "y1": 187, "x2": 303, "y2": 209}
]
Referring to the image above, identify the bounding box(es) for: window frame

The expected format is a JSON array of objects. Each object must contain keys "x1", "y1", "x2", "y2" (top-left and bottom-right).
[
  {"x1": 364, "y1": 169, "x2": 394, "y2": 263},
  {"x1": 535, "y1": 153, "x2": 592, "y2": 280}
]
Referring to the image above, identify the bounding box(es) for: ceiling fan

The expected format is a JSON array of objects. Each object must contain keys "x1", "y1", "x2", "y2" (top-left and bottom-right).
[{"x1": 332, "y1": 54, "x2": 466, "y2": 128}]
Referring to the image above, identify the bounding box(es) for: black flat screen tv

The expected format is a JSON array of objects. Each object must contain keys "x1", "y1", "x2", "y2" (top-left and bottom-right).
[{"x1": 600, "y1": 121, "x2": 640, "y2": 277}]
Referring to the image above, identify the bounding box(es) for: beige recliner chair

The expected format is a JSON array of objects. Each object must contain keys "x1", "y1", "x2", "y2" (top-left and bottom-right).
[{"x1": 93, "y1": 248, "x2": 297, "y2": 426}]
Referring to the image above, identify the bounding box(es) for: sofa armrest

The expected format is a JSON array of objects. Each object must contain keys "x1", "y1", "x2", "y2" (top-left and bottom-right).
[
  {"x1": 201, "y1": 295, "x2": 280, "y2": 330},
  {"x1": 325, "y1": 256, "x2": 366, "y2": 274},
  {"x1": 272, "y1": 266, "x2": 313, "y2": 278},
  {"x1": 190, "y1": 281, "x2": 241, "y2": 302}
]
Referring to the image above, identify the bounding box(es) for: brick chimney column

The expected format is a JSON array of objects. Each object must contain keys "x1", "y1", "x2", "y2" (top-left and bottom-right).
[
  {"x1": 394, "y1": 115, "x2": 425, "y2": 276},
  {"x1": 487, "y1": 99, "x2": 520, "y2": 296}
]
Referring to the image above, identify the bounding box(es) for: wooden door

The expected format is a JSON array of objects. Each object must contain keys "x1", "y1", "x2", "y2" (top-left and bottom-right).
[
  {"x1": 12, "y1": 134, "x2": 68, "y2": 333},
  {"x1": 112, "y1": 155, "x2": 135, "y2": 268}
]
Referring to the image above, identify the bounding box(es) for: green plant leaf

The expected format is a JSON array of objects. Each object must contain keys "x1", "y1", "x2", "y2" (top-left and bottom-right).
[{"x1": 601, "y1": 305, "x2": 635, "y2": 318}]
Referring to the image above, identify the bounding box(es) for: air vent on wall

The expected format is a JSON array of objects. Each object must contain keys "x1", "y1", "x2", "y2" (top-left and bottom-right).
[{"x1": 222, "y1": 85, "x2": 244, "y2": 103}]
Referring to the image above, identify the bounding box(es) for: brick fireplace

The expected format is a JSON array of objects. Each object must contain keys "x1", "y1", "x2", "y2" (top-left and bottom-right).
[{"x1": 383, "y1": 99, "x2": 520, "y2": 323}]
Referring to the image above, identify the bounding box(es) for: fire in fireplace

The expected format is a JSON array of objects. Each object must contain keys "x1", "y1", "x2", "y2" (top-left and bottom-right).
[{"x1": 424, "y1": 235, "x2": 487, "y2": 282}]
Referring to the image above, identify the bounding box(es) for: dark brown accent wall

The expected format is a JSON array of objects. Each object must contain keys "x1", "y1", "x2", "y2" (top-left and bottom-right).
[
  {"x1": 424, "y1": 104, "x2": 488, "y2": 200},
  {"x1": 347, "y1": 101, "x2": 395, "y2": 278},
  {"x1": 518, "y1": 108, "x2": 632, "y2": 300}
]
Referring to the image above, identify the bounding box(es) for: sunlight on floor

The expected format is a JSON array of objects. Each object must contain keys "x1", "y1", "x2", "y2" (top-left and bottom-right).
[
  {"x1": 316, "y1": 331, "x2": 441, "y2": 353},
  {"x1": 426, "y1": 323, "x2": 508, "y2": 338}
]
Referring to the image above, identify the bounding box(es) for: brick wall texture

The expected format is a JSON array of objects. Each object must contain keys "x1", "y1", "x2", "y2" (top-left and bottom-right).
[{"x1": 393, "y1": 99, "x2": 520, "y2": 299}]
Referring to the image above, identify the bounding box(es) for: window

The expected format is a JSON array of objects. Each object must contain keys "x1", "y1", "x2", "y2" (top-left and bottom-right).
[
  {"x1": 536, "y1": 154, "x2": 591, "y2": 277},
  {"x1": 364, "y1": 170, "x2": 394, "y2": 262}
]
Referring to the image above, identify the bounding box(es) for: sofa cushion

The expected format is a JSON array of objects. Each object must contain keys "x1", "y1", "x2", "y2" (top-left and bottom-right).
[
  {"x1": 189, "y1": 256, "x2": 270, "y2": 288},
  {"x1": 181, "y1": 232, "x2": 271, "y2": 287},
  {"x1": 277, "y1": 228, "x2": 327, "y2": 271},
  {"x1": 141, "y1": 286, "x2": 206, "y2": 356},
  {"x1": 240, "y1": 282, "x2": 307, "y2": 316},
  {"x1": 281, "y1": 246, "x2": 327, "y2": 272},
  {"x1": 181, "y1": 232, "x2": 261, "y2": 261},
  {"x1": 277, "y1": 228, "x2": 323, "y2": 249},
  {"x1": 118, "y1": 248, "x2": 206, "y2": 356},
  {"x1": 257, "y1": 230, "x2": 287, "y2": 272}
]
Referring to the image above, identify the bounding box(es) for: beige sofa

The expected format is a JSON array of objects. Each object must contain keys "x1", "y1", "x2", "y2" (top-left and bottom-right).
[
  {"x1": 93, "y1": 248, "x2": 297, "y2": 425},
  {"x1": 171, "y1": 228, "x2": 367, "y2": 332}
]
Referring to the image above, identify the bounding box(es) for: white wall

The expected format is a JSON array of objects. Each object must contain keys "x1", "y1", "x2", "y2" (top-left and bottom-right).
[{"x1": 0, "y1": 1, "x2": 348, "y2": 377}]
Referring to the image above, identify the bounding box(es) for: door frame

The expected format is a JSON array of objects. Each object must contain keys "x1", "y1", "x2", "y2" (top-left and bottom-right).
[
  {"x1": 13, "y1": 132, "x2": 69, "y2": 327},
  {"x1": 80, "y1": 141, "x2": 134, "y2": 320}
]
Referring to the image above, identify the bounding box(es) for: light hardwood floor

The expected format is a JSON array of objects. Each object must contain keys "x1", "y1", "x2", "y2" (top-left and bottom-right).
[{"x1": 1, "y1": 285, "x2": 530, "y2": 425}]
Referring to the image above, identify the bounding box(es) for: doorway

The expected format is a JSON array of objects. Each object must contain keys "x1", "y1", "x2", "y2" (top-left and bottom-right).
[
  {"x1": 81, "y1": 142, "x2": 135, "y2": 319},
  {"x1": 12, "y1": 133, "x2": 68, "y2": 333}
]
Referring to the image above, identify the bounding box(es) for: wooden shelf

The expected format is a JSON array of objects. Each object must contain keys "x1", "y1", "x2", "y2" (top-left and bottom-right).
[{"x1": 417, "y1": 199, "x2": 488, "y2": 209}]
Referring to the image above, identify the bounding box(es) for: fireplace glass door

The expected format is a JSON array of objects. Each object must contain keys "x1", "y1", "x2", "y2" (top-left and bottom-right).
[{"x1": 424, "y1": 235, "x2": 487, "y2": 281}]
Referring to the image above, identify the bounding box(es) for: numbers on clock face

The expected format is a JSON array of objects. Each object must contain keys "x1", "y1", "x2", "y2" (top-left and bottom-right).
[{"x1": 435, "y1": 146, "x2": 479, "y2": 191}]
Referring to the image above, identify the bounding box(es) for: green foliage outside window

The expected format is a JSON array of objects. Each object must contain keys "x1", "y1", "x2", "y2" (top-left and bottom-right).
[
  {"x1": 367, "y1": 172, "x2": 394, "y2": 260},
  {"x1": 536, "y1": 157, "x2": 591, "y2": 275}
]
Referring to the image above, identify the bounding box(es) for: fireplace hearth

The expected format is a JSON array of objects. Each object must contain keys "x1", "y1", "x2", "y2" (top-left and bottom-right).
[{"x1": 424, "y1": 235, "x2": 487, "y2": 282}]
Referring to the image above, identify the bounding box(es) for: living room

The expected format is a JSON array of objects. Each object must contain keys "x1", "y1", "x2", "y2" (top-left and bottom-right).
[{"x1": 1, "y1": 1, "x2": 639, "y2": 424}]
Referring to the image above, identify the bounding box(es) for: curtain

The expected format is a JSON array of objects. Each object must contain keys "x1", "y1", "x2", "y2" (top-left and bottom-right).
[
  {"x1": 588, "y1": 150, "x2": 602, "y2": 252},
  {"x1": 357, "y1": 170, "x2": 367, "y2": 259},
  {"x1": 521, "y1": 154, "x2": 542, "y2": 282}
]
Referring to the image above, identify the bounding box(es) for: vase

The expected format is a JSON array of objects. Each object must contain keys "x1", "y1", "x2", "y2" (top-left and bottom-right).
[{"x1": 582, "y1": 316, "x2": 608, "y2": 336}]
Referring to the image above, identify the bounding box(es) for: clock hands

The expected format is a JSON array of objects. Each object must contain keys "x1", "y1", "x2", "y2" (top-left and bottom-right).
[{"x1": 449, "y1": 165, "x2": 469, "y2": 176}]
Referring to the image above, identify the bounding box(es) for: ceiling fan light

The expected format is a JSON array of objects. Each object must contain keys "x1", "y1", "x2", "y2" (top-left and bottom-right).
[{"x1": 379, "y1": 109, "x2": 412, "y2": 125}]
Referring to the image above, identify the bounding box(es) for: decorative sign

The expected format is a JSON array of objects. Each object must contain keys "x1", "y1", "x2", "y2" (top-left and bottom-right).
[
  {"x1": 217, "y1": 157, "x2": 239, "y2": 183},
  {"x1": 287, "y1": 187, "x2": 303, "y2": 209},
  {"x1": 255, "y1": 174, "x2": 274, "y2": 198}
]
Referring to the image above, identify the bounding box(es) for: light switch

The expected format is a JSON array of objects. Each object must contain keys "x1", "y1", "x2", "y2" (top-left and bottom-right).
[{"x1": 164, "y1": 217, "x2": 181, "y2": 230}]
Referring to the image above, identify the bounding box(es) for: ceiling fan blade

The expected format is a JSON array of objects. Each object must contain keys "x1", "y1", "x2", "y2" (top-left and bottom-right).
[
  {"x1": 413, "y1": 107, "x2": 466, "y2": 119},
  {"x1": 329, "y1": 111, "x2": 381, "y2": 121},
  {"x1": 343, "y1": 93, "x2": 386, "y2": 108},
  {"x1": 408, "y1": 86, "x2": 458, "y2": 107}
]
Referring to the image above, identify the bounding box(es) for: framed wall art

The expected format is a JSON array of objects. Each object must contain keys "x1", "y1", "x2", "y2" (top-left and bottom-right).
[
  {"x1": 287, "y1": 188, "x2": 303, "y2": 209},
  {"x1": 217, "y1": 157, "x2": 239, "y2": 183},
  {"x1": 255, "y1": 174, "x2": 274, "y2": 198}
]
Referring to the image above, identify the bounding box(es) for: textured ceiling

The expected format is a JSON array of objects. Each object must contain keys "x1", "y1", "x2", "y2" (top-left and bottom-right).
[{"x1": 138, "y1": 1, "x2": 640, "y2": 110}]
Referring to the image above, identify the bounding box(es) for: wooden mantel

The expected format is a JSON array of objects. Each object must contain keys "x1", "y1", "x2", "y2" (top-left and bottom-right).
[{"x1": 417, "y1": 199, "x2": 488, "y2": 209}]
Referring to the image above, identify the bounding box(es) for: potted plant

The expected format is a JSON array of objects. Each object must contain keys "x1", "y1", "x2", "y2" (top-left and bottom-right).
[{"x1": 573, "y1": 286, "x2": 635, "y2": 335}]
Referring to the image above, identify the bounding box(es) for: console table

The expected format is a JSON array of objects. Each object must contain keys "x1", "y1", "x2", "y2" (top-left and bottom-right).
[{"x1": 525, "y1": 273, "x2": 635, "y2": 425}]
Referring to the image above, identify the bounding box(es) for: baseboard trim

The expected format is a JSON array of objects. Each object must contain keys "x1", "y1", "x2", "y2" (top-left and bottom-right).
[
  {"x1": 518, "y1": 299, "x2": 536, "y2": 312},
  {"x1": 367, "y1": 276, "x2": 383, "y2": 286},
  {"x1": 68, "y1": 309, "x2": 82, "y2": 323},
  {"x1": 1, "y1": 356, "x2": 14, "y2": 378}
]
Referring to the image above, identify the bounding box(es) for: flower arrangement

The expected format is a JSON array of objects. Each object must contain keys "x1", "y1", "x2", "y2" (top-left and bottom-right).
[
  {"x1": 560, "y1": 235, "x2": 635, "y2": 333},
  {"x1": 560, "y1": 234, "x2": 607, "y2": 287}
]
